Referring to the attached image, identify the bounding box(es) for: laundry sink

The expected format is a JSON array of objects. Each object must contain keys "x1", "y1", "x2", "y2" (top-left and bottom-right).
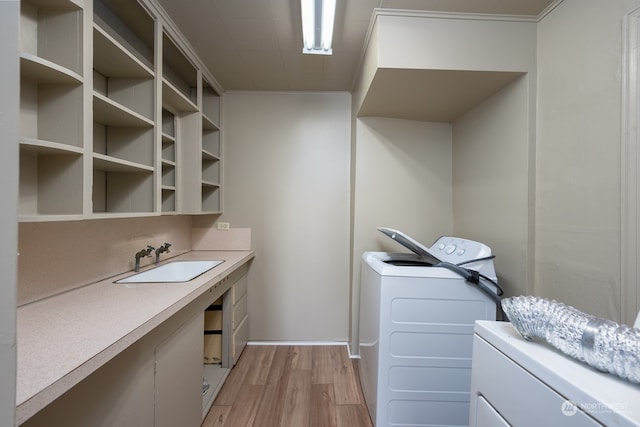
[{"x1": 115, "y1": 260, "x2": 224, "y2": 284}]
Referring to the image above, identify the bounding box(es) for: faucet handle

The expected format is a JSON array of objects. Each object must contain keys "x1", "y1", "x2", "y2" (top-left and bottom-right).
[
  {"x1": 134, "y1": 246, "x2": 154, "y2": 272},
  {"x1": 156, "y1": 243, "x2": 171, "y2": 254},
  {"x1": 154, "y1": 243, "x2": 171, "y2": 264}
]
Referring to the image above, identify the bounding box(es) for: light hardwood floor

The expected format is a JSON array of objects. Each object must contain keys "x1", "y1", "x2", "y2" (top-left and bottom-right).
[{"x1": 203, "y1": 345, "x2": 373, "y2": 427}]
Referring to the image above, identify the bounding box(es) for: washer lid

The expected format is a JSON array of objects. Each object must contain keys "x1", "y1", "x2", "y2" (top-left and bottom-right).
[{"x1": 377, "y1": 227, "x2": 442, "y2": 263}]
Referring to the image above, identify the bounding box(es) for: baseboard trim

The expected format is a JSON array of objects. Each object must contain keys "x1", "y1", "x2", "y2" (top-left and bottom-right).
[
  {"x1": 347, "y1": 343, "x2": 360, "y2": 360},
  {"x1": 247, "y1": 340, "x2": 361, "y2": 359},
  {"x1": 248, "y1": 340, "x2": 347, "y2": 347}
]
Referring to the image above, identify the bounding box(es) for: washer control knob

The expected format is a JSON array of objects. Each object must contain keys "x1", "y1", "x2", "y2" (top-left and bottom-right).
[
  {"x1": 445, "y1": 245, "x2": 456, "y2": 254},
  {"x1": 457, "y1": 249, "x2": 466, "y2": 256},
  {"x1": 438, "y1": 243, "x2": 446, "y2": 250}
]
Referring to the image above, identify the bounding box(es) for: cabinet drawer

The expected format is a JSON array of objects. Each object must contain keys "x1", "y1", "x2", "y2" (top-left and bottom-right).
[
  {"x1": 226, "y1": 263, "x2": 248, "y2": 288},
  {"x1": 232, "y1": 273, "x2": 248, "y2": 304},
  {"x1": 232, "y1": 316, "x2": 249, "y2": 365},
  {"x1": 232, "y1": 292, "x2": 248, "y2": 331}
]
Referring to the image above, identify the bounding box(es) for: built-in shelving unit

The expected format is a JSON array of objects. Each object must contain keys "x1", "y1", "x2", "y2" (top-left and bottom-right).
[
  {"x1": 18, "y1": 0, "x2": 85, "y2": 220},
  {"x1": 161, "y1": 35, "x2": 223, "y2": 215},
  {"x1": 161, "y1": 108, "x2": 177, "y2": 213},
  {"x1": 161, "y1": 32, "x2": 199, "y2": 215},
  {"x1": 92, "y1": 0, "x2": 155, "y2": 215},
  {"x1": 18, "y1": 0, "x2": 225, "y2": 221},
  {"x1": 201, "y1": 80, "x2": 222, "y2": 213}
]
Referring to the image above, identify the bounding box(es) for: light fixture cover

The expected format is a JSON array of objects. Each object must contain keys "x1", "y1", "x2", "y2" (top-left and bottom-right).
[
  {"x1": 301, "y1": 0, "x2": 315, "y2": 51},
  {"x1": 301, "y1": 0, "x2": 335, "y2": 55}
]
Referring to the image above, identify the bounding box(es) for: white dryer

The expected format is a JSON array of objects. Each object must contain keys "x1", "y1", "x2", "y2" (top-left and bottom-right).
[
  {"x1": 470, "y1": 321, "x2": 640, "y2": 427},
  {"x1": 359, "y1": 229, "x2": 500, "y2": 427}
]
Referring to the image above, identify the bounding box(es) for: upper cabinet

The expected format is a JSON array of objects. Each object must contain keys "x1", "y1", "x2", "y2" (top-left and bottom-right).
[
  {"x1": 162, "y1": 33, "x2": 222, "y2": 215},
  {"x1": 17, "y1": 0, "x2": 225, "y2": 222},
  {"x1": 201, "y1": 79, "x2": 222, "y2": 214},
  {"x1": 19, "y1": 0, "x2": 86, "y2": 220},
  {"x1": 161, "y1": 31, "x2": 197, "y2": 215},
  {"x1": 93, "y1": 0, "x2": 156, "y2": 216}
]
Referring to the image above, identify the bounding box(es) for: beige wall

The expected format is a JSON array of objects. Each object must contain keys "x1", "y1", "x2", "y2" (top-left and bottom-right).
[
  {"x1": 221, "y1": 91, "x2": 351, "y2": 342},
  {"x1": 453, "y1": 75, "x2": 533, "y2": 298},
  {"x1": 350, "y1": 117, "x2": 453, "y2": 348},
  {"x1": 18, "y1": 216, "x2": 193, "y2": 305},
  {"x1": 353, "y1": 118, "x2": 453, "y2": 248},
  {"x1": 536, "y1": 0, "x2": 640, "y2": 324}
]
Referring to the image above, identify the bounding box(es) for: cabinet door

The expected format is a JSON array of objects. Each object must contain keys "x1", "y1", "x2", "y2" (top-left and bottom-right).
[{"x1": 154, "y1": 312, "x2": 204, "y2": 427}]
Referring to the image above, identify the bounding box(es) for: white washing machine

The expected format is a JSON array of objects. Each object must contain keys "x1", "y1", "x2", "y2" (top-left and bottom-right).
[{"x1": 359, "y1": 229, "x2": 500, "y2": 427}]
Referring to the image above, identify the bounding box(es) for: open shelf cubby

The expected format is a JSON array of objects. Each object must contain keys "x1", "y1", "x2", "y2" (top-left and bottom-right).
[
  {"x1": 162, "y1": 108, "x2": 176, "y2": 138},
  {"x1": 201, "y1": 184, "x2": 220, "y2": 213},
  {"x1": 202, "y1": 81, "x2": 220, "y2": 127},
  {"x1": 162, "y1": 188, "x2": 176, "y2": 213},
  {"x1": 21, "y1": 77, "x2": 84, "y2": 148},
  {"x1": 93, "y1": 122, "x2": 155, "y2": 167},
  {"x1": 20, "y1": 0, "x2": 83, "y2": 76},
  {"x1": 202, "y1": 129, "x2": 220, "y2": 158},
  {"x1": 93, "y1": 24, "x2": 154, "y2": 125},
  {"x1": 162, "y1": 163, "x2": 176, "y2": 187},
  {"x1": 202, "y1": 157, "x2": 219, "y2": 184},
  {"x1": 92, "y1": 163, "x2": 154, "y2": 214},
  {"x1": 162, "y1": 135, "x2": 176, "y2": 162},
  {"x1": 162, "y1": 109, "x2": 176, "y2": 162},
  {"x1": 94, "y1": 0, "x2": 154, "y2": 70},
  {"x1": 93, "y1": 23, "x2": 154, "y2": 122},
  {"x1": 163, "y1": 32, "x2": 197, "y2": 109},
  {"x1": 19, "y1": 147, "x2": 84, "y2": 218}
]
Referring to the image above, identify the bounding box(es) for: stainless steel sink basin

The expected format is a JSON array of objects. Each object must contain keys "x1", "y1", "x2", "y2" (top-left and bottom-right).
[{"x1": 115, "y1": 260, "x2": 224, "y2": 284}]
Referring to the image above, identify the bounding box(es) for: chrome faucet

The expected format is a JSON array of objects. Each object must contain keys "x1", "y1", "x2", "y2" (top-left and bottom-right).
[
  {"x1": 134, "y1": 245, "x2": 155, "y2": 272},
  {"x1": 155, "y1": 242, "x2": 171, "y2": 264}
]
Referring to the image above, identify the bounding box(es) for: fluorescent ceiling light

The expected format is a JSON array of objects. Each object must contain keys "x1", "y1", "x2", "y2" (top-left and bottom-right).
[{"x1": 301, "y1": 0, "x2": 336, "y2": 55}]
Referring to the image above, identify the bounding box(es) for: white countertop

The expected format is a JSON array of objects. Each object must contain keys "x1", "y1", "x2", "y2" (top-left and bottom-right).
[
  {"x1": 474, "y1": 320, "x2": 640, "y2": 427},
  {"x1": 16, "y1": 250, "x2": 254, "y2": 424}
]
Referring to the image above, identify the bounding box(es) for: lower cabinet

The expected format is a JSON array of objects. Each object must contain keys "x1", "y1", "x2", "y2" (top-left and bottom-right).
[
  {"x1": 20, "y1": 264, "x2": 251, "y2": 427},
  {"x1": 154, "y1": 312, "x2": 203, "y2": 427},
  {"x1": 21, "y1": 335, "x2": 157, "y2": 427},
  {"x1": 202, "y1": 265, "x2": 249, "y2": 417},
  {"x1": 231, "y1": 272, "x2": 249, "y2": 364},
  {"x1": 21, "y1": 310, "x2": 205, "y2": 427}
]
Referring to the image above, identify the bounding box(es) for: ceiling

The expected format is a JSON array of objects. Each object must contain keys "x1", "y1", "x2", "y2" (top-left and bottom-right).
[{"x1": 157, "y1": 0, "x2": 555, "y2": 92}]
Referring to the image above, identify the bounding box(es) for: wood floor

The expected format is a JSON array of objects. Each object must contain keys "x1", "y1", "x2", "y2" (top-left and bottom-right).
[{"x1": 203, "y1": 345, "x2": 374, "y2": 427}]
